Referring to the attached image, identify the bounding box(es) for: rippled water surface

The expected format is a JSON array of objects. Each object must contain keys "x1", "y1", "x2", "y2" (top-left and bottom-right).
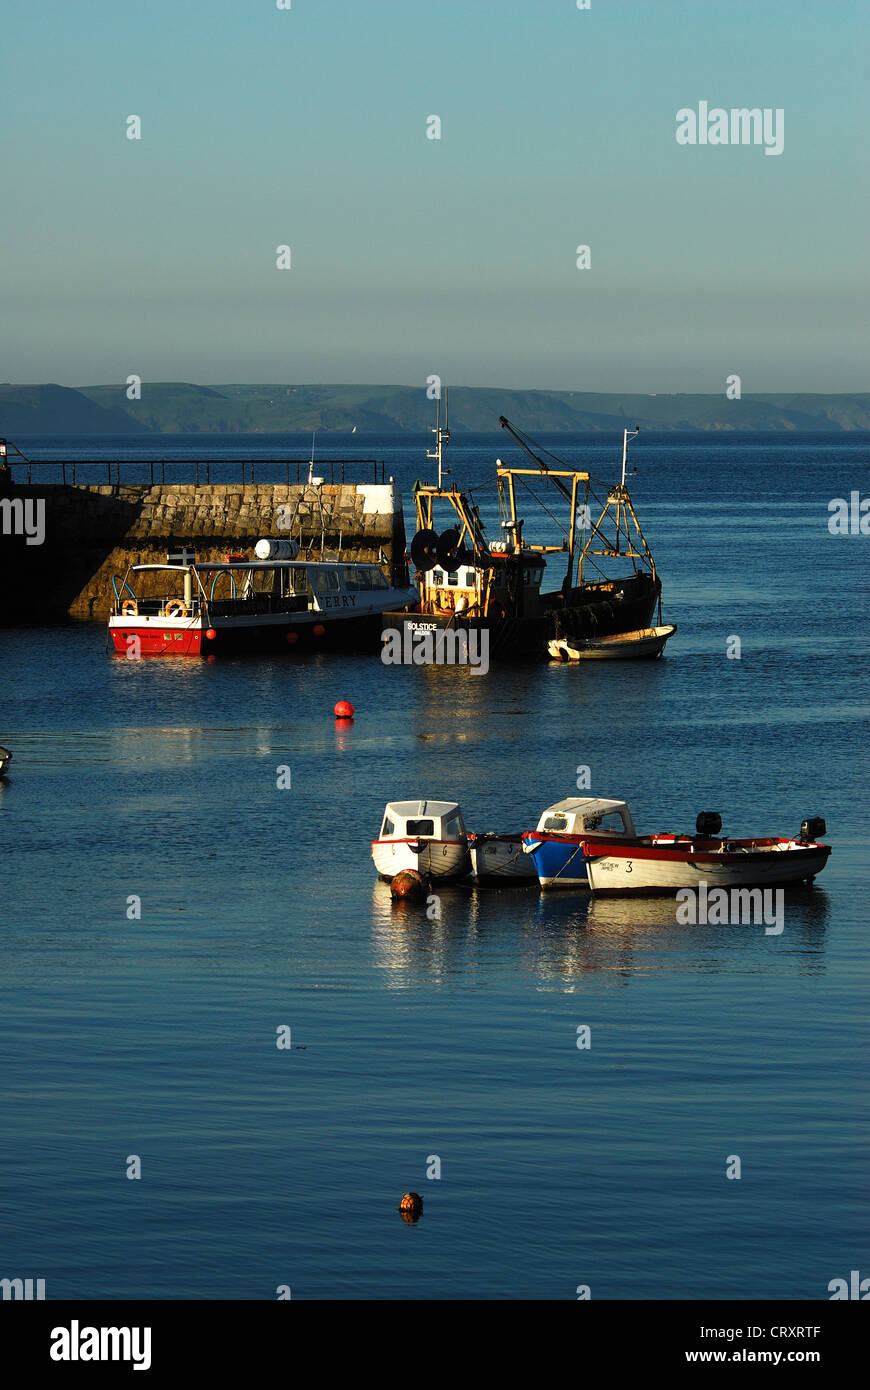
[{"x1": 1, "y1": 434, "x2": 868, "y2": 1299}]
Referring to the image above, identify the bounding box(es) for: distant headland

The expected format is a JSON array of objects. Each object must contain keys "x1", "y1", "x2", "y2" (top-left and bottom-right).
[{"x1": 1, "y1": 382, "x2": 868, "y2": 435}]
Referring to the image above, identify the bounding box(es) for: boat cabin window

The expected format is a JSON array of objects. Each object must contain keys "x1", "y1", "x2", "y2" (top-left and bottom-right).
[
  {"x1": 430, "y1": 568, "x2": 473, "y2": 589},
  {"x1": 543, "y1": 814, "x2": 570, "y2": 831},
  {"x1": 406, "y1": 818, "x2": 435, "y2": 836},
  {"x1": 381, "y1": 816, "x2": 395, "y2": 837},
  {"x1": 311, "y1": 569, "x2": 341, "y2": 595},
  {"x1": 442, "y1": 810, "x2": 464, "y2": 836},
  {"x1": 365, "y1": 566, "x2": 390, "y2": 590},
  {"x1": 583, "y1": 811, "x2": 628, "y2": 834},
  {"x1": 286, "y1": 567, "x2": 311, "y2": 595}
]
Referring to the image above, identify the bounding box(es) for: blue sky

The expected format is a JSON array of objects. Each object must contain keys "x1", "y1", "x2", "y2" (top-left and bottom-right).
[{"x1": 1, "y1": 0, "x2": 866, "y2": 390}]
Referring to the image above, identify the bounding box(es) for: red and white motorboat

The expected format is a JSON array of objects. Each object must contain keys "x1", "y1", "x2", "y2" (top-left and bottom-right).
[
  {"x1": 371, "y1": 800, "x2": 470, "y2": 881},
  {"x1": 582, "y1": 814, "x2": 831, "y2": 895},
  {"x1": 108, "y1": 540, "x2": 418, "y2": 656}
]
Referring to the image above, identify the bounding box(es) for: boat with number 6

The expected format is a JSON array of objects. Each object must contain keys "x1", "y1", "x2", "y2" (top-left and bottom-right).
[{"x1": 371, "y1": 800, "x2": 471, "y2": 881}]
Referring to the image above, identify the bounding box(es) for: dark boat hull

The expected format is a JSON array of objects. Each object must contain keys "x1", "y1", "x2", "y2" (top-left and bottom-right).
[
  {"x1": 382, "y1": 573, "x2": 661, "y2": 661},
  {"x1": 109, "y1": 610, "x2": 389, "y2": 657}
]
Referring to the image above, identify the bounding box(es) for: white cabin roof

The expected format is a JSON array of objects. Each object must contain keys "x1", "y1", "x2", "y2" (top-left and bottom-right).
[
  {"x1": 385, "y1": 800, "x2": 461, "y2": 820},
  {"x1": 541, "y1": 798, "x2": 629, "y2": 818},
  {"x1": 130, "y1": 559, "x2": 384, "y2": 574}
]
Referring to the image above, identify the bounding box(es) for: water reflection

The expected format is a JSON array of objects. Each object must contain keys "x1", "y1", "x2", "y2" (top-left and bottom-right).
[
  {"x1": 370, "y1": 879, "x2": 830, "y2": 989},
  {"x1": 334, "y1": 719, "x2": 355, "y2": 753}
]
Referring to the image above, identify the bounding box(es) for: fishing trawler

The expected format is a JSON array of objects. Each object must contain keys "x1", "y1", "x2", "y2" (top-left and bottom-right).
[
  {"x1": 381, "y1": 395, "x2": 663, "y2": 661},
  {"x1": 108, "y1": 540, "x2": 418, "y2": 655}
]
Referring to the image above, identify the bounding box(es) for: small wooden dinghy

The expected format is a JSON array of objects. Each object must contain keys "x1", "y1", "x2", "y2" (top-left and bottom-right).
[
  {"x1": 548, "y1": 624, "x2": 676, "y2": 662},
  {"x1": 467, "y1": 831, "x2": 538, "y2": 885},
  {"x1": 0, "y1": 745, "x2": 12, "y2": 778}
]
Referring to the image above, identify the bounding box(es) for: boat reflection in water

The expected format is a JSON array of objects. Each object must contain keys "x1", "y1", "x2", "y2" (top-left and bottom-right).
[{"x1": 369, "y1": 880, "x2": 830, "y2": 991}]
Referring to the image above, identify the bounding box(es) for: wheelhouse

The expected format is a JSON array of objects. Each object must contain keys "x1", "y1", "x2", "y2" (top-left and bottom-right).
[
  {"x1": 378, "y1": 800, "x2": 466, "y2": 843},
  {"x1": 533, "y1": 798, "x2": 636, "y2": 838},
  {"x1": 111, "y1": 556, "x2": 397, "y2": 621}
]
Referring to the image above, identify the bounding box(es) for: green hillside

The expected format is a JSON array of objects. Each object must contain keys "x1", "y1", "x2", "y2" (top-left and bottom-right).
[{"x1": 2, "y1": 382, "x2": 868, "y2": 435}]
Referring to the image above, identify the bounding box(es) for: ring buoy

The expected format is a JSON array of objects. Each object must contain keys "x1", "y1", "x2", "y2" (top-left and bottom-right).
[
  {"x1": 121, "y1": 599, "x2": 138, "y2": 616},
  {"x1": 165, "y1": 599, "x2": 189, "y2": 618}
]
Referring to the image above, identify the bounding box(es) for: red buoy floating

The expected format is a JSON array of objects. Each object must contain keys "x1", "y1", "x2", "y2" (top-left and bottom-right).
[
  {"x1": 286, "y1": 631, "x2": 299, "y2": 644},
  {"x1": 313, "y1": 624, "x2": 326, "y2": 637},
  {"x1": 398, "y1": 1192, "x2": 423, "y2": 1224},
  {"x1": 390, "y1": 869, "x2": 426, "y2": 902},
  {"x1": 334, "y1": 700, "x2": 354, "y2": 720},
  {"x1": 205, "y1": 628, "x2": 217, "y2": 641}
]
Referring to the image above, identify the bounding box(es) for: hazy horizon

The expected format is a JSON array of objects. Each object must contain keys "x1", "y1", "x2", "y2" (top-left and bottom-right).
[{"x1": 5, "y1": 379, "x2": 867, "y2": 397}]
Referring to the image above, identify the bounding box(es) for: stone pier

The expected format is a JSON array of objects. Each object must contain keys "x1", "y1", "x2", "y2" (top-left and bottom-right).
[{"x1": 0, "y1": 481, "x2": 407, "y2": 623}]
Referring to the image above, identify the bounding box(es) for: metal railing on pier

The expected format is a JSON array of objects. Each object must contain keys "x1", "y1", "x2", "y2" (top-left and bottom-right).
[{"x1": 0, "y1": 449, "x2": 388, "y2": 488}]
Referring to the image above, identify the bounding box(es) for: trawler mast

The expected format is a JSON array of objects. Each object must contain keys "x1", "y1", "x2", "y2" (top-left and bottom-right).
[{"x1": 426, "y1": 388, "x2": 450, "y2": 490}]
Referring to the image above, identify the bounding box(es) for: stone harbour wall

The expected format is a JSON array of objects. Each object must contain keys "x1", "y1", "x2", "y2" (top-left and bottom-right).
[{"x1": 0, "y1": 481, "x2": 407, "y2": 622}]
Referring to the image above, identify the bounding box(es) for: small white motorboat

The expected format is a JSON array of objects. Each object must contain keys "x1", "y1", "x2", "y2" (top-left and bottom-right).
[
  {"x1": 548, "y1": 624, "x2": 676, "y2": 661},
  {"x1": 467, "y1": 832, "x2": 538, "y2": 885},
  {"x1": 0, "y1": 745, "x2": 12, "y2": 778},
  {"x1": 371, "y1": 800, "x2": 470, "y2": 881},
  {"x1": 583, "y1": 814, "x2": 831, "y2": 894}
]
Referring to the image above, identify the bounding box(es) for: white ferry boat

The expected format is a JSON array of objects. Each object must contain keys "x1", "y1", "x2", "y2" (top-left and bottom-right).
[{"x1": 108, "y1": 540, "x2": 418, "y2": 655}]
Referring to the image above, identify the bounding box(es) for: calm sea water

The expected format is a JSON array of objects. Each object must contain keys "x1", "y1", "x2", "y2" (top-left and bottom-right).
[{"x1": 1, "y1": 433, "x2": 868, "y2": 1300}]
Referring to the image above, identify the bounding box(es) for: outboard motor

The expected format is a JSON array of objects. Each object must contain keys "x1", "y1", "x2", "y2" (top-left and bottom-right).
[
  {"x1": 800, "y1": 817, "x2": 826, "y2": 843},
  {"x1": 696, "y1": 812, "x2": 722, "y2": 838}
]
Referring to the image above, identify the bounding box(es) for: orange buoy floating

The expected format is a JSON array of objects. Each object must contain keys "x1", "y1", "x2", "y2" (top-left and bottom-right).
[
  {"x1": 334, "y1": 700, "x2": 354, "y2": 719},
  {"x1": 390, "y1": 869, "x2": 426, "y2": 902},
  {"x1": 398, "y1": 1192, "x2": 423, "y2": 1223},
  {"x1": 205, "y1": 628, "x2": 217, "y2": 641},
  {"x1": 313, "y1": 624, "x2": 326, "y2": 637}
]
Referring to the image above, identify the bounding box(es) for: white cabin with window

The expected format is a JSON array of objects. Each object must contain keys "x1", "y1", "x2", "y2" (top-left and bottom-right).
[
  {"x1": 371, "y1": 799, "x2": 470, "y2": 881},
  {"x1": 534, "y1": 798, "x2": 636, "y2": 838}
]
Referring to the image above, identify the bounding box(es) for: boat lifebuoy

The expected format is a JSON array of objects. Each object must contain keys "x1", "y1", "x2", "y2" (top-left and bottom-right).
[
  {"x1": 165, "y1": 599, "x2": 189, "y2": 618},
  {"x1": 121, "y1": 599, "x2": 138, "y2": 616}
]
